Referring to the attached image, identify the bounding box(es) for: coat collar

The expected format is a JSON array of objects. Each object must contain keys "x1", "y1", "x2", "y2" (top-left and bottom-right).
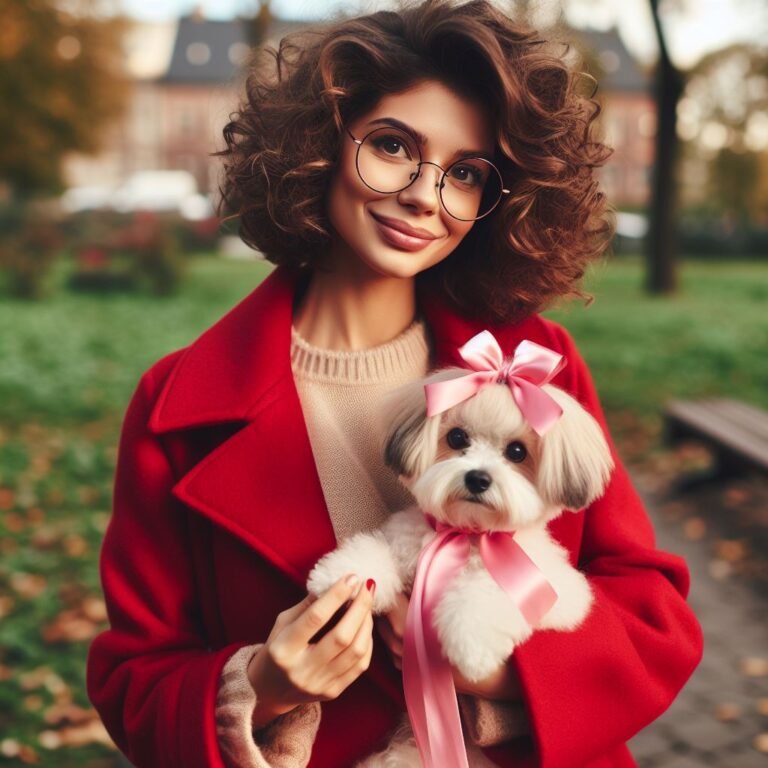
[
  {"x1": 150, "y1": 264, "x2": 543, "y2": 593},
  {"x1": 149, "y1": 266, "x2": 545, "y2": 434}
]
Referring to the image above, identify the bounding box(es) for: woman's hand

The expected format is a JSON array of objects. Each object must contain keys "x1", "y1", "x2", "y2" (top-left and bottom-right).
[
  {"x1": 247, "y1": 574, "x2": 375, "y2": 728},
  {"x1": 375, "y1": 591, "x2": 523, "y2": 702}
]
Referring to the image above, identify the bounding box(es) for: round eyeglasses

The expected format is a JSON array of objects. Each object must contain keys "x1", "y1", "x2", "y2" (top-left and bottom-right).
[{"x1": 346, "y1": 126, "x2": 510, "y2": 222}]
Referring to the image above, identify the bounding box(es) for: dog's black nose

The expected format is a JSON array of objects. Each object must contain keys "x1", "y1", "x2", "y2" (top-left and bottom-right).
[{"x1": 464, "y1": 470, "x2": 492, "y2": 495}]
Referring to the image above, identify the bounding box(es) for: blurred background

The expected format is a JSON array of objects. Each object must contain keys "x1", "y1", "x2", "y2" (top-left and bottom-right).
[{"x1": 0, "y1": 0, "x2": 767, "y2": 766}]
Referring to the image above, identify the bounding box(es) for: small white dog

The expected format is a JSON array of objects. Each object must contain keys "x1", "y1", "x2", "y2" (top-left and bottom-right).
[{"x1": 308, "y1": 363, "x2": 614, "y2": 767}]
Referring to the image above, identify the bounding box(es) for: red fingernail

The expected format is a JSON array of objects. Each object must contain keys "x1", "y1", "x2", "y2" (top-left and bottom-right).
[{"x1": 366, "y1": 579, "x2": 376, "y2": 593}]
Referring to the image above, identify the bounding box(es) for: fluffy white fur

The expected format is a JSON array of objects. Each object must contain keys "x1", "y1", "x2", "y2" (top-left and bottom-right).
[{"x1": 307, "y1": 373, "x2": 614, "y2": 767}]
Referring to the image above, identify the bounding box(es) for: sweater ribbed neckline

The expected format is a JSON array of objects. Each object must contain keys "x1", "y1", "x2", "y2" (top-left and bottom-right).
[{"x1": 290, "y1": 320, "x2": 429, "y2": 384}]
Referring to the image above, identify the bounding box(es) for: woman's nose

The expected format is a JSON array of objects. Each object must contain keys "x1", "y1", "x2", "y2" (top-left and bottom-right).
[{"x1": 396, "y1": 162, "x2": 442, "y2": 214}]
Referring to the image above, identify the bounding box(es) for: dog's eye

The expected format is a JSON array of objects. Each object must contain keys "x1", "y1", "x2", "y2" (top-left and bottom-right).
[
  {"x1": 505, "y1": 441, "x2": 527, "y2": 463},
  {"x1": 446, "y1": 427, "x2": 471, "y2": 450}
]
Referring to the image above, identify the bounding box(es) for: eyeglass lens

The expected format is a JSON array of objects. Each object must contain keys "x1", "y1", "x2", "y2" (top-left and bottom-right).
[{"x1": 356, "y1": 127, "x2": 503, "y2": 221}]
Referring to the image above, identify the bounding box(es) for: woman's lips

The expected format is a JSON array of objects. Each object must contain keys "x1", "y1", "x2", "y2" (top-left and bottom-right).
[{"x1": 370, "y1": 212, "x2": 439, "y2": 252}]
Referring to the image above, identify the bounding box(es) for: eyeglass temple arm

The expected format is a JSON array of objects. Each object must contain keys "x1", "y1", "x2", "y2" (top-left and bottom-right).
[{"x1": 345, "y1": 126, "x2": 363, "y2": 145}]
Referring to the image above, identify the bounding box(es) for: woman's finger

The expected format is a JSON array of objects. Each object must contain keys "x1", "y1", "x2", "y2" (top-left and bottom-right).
[
  {"x1": 281, "y1": 574, "x2": 361, "y2": 650},
  {"x1": 313, "y1": 577, "x2": 374, "y2": 663},
  {"x1": 322, "y1": 612, "x2": 375, "y2": 695}
]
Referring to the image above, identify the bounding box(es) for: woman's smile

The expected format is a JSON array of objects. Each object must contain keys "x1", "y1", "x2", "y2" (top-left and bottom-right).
[{"x1": 369, "y1": 210, "x2": 442, "y2": 252}]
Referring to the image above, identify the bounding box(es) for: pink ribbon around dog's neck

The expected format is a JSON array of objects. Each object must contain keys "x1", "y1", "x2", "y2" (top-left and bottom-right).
[
  {"x1": 424, "y1": 332, "x2": 567, "y2": 435},
  {"x1": 403, "y1": 516, "x2": 558, "y2": 768}
]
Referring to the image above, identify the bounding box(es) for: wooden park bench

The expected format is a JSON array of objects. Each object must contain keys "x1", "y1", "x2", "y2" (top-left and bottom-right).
[{"x1": 664, "y1": 398, "x2": 768, "y2": 481}]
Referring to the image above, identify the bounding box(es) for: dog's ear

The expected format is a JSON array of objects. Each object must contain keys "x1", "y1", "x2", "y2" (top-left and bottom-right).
[
  {"x1": 382, "y1": 368, "x2": 465, "y2": 479},
  {"x1": 537, "y1": 386, "x2": 614, "y2": 510}
]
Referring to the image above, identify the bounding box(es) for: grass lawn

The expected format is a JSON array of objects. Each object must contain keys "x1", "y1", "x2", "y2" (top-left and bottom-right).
[{"x1": 0, "y1": 254, "x2": 765, "y2": 766}]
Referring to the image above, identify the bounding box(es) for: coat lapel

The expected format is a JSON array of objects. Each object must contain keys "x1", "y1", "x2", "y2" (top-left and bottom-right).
[{"x1": 150, "y1": 268, "x2": 336, "y2": 587}]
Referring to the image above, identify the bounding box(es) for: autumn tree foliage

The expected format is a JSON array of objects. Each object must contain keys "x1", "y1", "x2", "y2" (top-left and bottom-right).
[{"x1": 0, "y1": 0, "x2": 130, "y2": 198}]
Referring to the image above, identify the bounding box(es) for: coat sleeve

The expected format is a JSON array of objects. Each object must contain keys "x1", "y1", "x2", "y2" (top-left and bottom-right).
[
  {"x1": 87, "y1": 366, "x2": 249, "y2": 768},
  {"x1": 486, "y1": 325, "x2": 703, "y2": 767},
  {"x1": 216, "y1": 644, "x2": 321, "y2": 767}
]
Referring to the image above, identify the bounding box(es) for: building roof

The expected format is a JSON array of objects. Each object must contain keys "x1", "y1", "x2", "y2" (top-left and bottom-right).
[
  {"x1": 576, "y1": 27, "x2": 651, "y2": 94},
  {"x1": 162, "y1": 16, "x2": 249, "y2": 84},
  {"x1": 161, "y1": 15, "x2": 310, "y2": 85}
]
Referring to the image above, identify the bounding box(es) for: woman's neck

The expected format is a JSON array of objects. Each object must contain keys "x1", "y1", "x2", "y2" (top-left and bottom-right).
[{"x1": 293, "y1": 266, "x2": 417, "y2": 351}]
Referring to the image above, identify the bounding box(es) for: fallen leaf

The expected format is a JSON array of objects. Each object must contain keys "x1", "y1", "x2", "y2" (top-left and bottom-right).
[
  {"x1": 10, "y1": 573, "x2": 48, "y2": 599},
  {"x1": 43, "y1": 702, "x2": 96, "y2": 726},
  {"x1": 723, "y1": 487, "x2": 750, "y2": 507},
  {"x1": 754, "y1": 733, "x2": 768, "y2": 753},
  {"x1": 19, "y1": 744, "x2": 39, "y2": 764},
  {"x1": 63, "y1": 534, "x2": 88, "y2": 557},
  {"x1": 757, "y1": 698, "x2": 768, "y2": 716},
  {"x1": 0, "y1": 595, "x2": 15, "y2": 619},
  {"x1": 24, "y1": 695, "x2": 44, "y2": 712},
  {"x1": 19, "y1": 667, "x2": 56, "y2": 691},
  {"x1": 740, "y1": 657, "x2": 768, "y2": 678},
  {"x1": 0, "y1": 739, "x2": 20, "y2": 757},
  {"x1": 0, "y1": 488, "x2": 15, "y2": 510},
  {"x1": 39, "y1": 719, "x2": 115, "y2": 749},
  {"x1": 31, "y1": 526, "x2": 61, "y2": 550},
  {"x1": 82, "y1": 596, "x2": 107, "y2": 623},
  {"x1": 708, "y1": 559, "x2": 732, "y2": 580},
  {"x1": 714, "y1": 539, "x2": 749, "y2": 562},
  {"x1": 5, "y1": 512, "x2": 26, "y2": 533},
  {"x1": 42, "y1": 608, "x2": 100, "y2": 644},
  {"x1": 683, "y1": 517, "x2": 707, "y2": 540},
  {"x1": 37, "y1": 732, "x2": 60, "y2": 750},
  {"x1": 714, "y1": 702, "x2": 741, "y2": 721},
  {"x1": 30, "y1": 454, "x2": 51, "y2": 477}
]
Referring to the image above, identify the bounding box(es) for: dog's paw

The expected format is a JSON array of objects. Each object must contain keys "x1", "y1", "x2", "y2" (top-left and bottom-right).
[
  {"x1": 306, "y1": 531, "x2": 403, "y2": 613},
  {"x1": 450, "y1": 646, "x2": 513, "y2": 685},
  {"x1": 537, "y1": 569, "x2": 593, "y2": 631},
  {"x1": 434, "y1": 566, "x2": 532, "y2": 683}
]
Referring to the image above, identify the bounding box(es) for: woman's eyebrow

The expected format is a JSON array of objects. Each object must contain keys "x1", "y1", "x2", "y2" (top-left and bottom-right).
[{"x1": 365, "y1": 117, "x2": 493, "y2": 160}]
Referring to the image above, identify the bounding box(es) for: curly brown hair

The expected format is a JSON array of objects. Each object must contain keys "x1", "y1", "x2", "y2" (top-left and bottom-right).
[{"x1": 218, "y1": 0, "x2": 614, "y2": 324}]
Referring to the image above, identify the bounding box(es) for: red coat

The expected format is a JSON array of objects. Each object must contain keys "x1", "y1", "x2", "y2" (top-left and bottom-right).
[{"x1": 87, "y1": 267, "x2": 702, "y2": 768}]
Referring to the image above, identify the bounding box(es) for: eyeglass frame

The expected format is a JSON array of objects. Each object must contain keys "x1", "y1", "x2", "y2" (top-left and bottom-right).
[{"x1": 345, "y1": 126, "x2": 510, "y2": 222}]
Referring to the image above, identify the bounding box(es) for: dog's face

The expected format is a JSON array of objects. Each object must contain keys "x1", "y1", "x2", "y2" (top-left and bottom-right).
[{"x1": 384, "y1": 371, "x2": 614, "y2": 532}]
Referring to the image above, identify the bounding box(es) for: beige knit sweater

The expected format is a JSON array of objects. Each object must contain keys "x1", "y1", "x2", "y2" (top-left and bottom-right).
[{"x1": 215, "y1": 321, "x2": 529, "y2": 766}]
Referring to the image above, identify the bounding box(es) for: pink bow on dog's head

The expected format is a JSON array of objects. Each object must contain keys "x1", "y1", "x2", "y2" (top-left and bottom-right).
[{"x1": 424, "y1": 331, "x2": 567, "y2": 435}]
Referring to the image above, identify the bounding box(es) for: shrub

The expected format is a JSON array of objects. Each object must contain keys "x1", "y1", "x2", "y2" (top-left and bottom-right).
[{"x1": 0, "y1": 205, "x2": 62, "y2": 299}]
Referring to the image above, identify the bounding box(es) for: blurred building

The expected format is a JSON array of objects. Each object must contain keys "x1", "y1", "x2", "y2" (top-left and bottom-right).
[
  {"x1": 64, "y1": 12, "x2": 308, "y2": 201},
  {"x1": 64, "y1": 15, "x2": 654, "y2": 211},
  {"x1": 577, "y1": 28, "x2": 656, "y2": 210}
]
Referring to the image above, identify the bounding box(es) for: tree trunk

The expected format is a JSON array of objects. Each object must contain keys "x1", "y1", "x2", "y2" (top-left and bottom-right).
[{"x1": 646, "y1": 0, "x2": 683, "y2": 293}]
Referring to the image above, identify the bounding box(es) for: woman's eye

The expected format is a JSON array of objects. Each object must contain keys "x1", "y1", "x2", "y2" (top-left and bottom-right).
[
  {"x1": 449, "y1": 163, "x2": 484, "y2": 188},
  {"x1": 372, "y1": 135, "x2": 412, "y2": 159},
  {"x1": 446, "y1": 427, "x2": 471, "y2": 450},
  {"x1": 505, "y1": 441, "x2": 527, "y2": 463}
]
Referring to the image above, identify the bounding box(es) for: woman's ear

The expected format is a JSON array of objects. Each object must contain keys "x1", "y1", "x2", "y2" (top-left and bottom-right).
[
  {"x1": 381, "y1": 368, "x2": 465, "y2": 480},
  {"x1": 537, "y1": 386, "x2": 614, "y2": 511}
]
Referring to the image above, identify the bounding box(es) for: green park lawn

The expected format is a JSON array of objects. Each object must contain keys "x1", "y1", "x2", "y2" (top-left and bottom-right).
[{"x1": 0, "y1": 254, "x2": 766, "y2": 766}]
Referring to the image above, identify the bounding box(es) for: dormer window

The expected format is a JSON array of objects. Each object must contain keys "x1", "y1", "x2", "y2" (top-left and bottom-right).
[{"x1": 186, "y1": 42, "x2": 211, "y2": 66}]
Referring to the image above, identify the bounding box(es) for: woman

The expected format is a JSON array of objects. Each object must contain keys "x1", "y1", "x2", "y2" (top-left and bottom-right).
[{"x1": 87, "y1": 2, "x2": 702, "y2": 766}]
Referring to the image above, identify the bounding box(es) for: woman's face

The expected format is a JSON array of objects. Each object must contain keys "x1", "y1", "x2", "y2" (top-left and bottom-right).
[{"x1": 327, "y1": 80, "x2": 495, "y2": 280}]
